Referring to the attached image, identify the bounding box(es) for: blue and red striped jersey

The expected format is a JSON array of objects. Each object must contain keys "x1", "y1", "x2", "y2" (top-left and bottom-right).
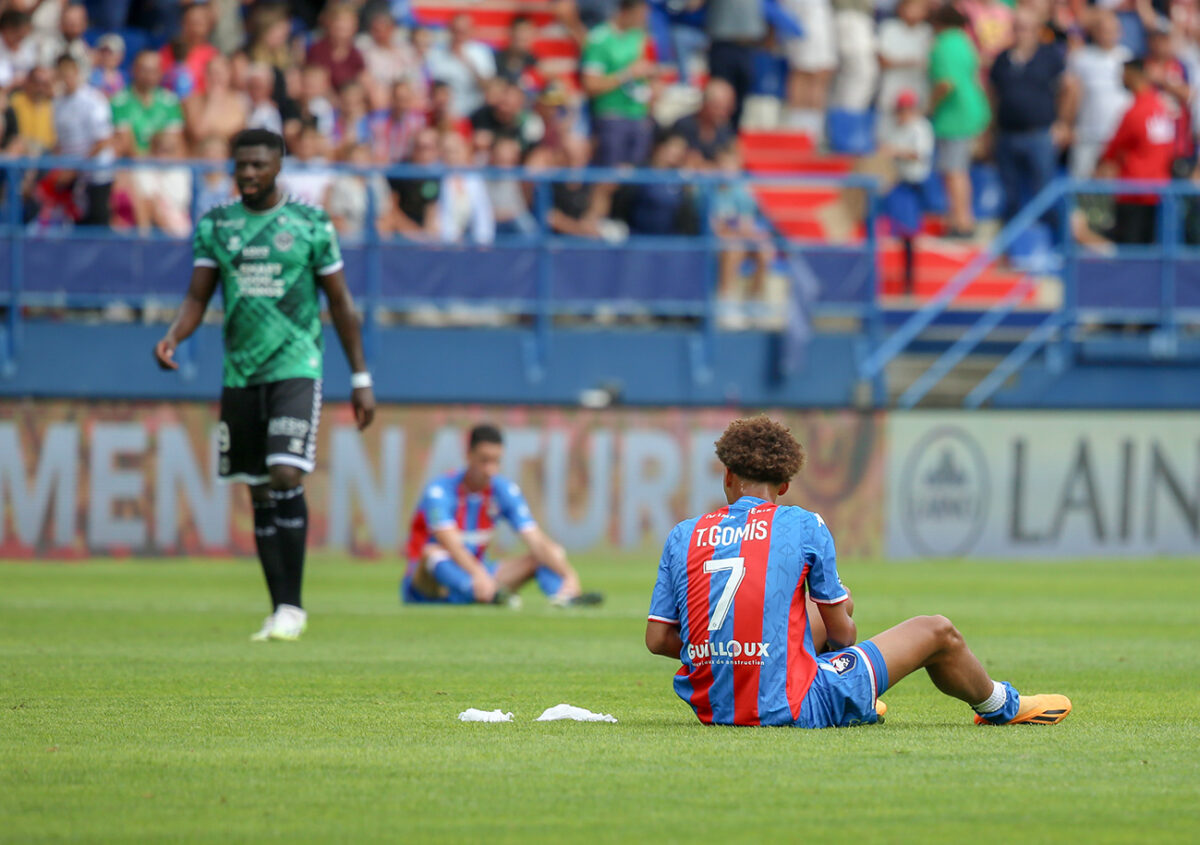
[
  {"x1": 647, "y1": 495, "x2": 849, "y2": 726},
  {"x1": 405, "y1": 470, "x2": 537, "y2": 562}
]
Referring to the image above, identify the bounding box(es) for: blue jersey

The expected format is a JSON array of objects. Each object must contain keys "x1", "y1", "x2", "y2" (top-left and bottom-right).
[
  {"x1": 647, "y1": 496, "x2": 849, "y2": 726},
  {"x1": 405, "y1": 470, "x2": 537, "y2": 562}
]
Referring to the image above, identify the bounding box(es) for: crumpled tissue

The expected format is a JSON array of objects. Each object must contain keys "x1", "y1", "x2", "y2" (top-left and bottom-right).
[
  {"x1": 535, "y1": 703, "x2": 618, "y2": 723},
  {"x1": 458, "y1": 708, "x2": 514, "y2": 722}
]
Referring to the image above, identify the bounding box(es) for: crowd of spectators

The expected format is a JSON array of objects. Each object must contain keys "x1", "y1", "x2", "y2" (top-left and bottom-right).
[{"x1": 0, "y1": 0, "x2": 1198, "y2": 288}]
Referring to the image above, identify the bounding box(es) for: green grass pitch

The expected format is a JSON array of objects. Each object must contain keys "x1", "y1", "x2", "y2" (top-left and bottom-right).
[{"x1": 1, "y1": 553, "x2": 1198, "y2": 843}]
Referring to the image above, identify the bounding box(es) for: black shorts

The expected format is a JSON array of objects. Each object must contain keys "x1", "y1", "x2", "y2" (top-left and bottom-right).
[{"x1": 218, "y1": 378, "x2": 322, "y2": 484}]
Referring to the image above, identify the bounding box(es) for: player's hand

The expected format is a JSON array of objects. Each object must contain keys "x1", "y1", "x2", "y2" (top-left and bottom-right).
[
  {"x1": 351, "y1": 386, "x2": 375, "y2": 430},
  {"x1": 154, "y1": 337, "x2": 179, "y2": 370},
  {"x1": 471, "y1": 571, "x2": 498, "y2": 604}
]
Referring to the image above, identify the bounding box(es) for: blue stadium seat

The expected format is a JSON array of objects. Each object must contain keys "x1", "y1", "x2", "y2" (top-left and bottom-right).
[{"x1": 827, "y1": 110, "x2": 875, "y2": 156}]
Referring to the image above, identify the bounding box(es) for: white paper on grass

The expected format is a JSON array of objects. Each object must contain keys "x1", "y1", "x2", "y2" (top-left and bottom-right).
[
  {"x1": 458, "y1": 708, "x2": 514, "y2": 723},
  {"x1": 535, "y1": 704, "x2": 618, "y2": 723}
]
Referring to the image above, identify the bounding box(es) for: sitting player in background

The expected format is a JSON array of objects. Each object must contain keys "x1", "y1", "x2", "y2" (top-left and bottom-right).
[
  {"x1": 645, "y1": 416, "x2": 1072, "y2": 728},
  {"x1": 402, "y1": 424, "x2": 603, "y2": 608}
]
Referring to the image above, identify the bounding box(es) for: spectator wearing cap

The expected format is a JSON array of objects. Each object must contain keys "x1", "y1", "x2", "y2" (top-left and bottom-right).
[
  {"x1": 669, "y1": 77, "x2": 737, "y2": 168},
  {"x1": 705, "y1": 0, "x2": 767, "y2": 129},
  {"x1": 1063, "y1": 9, "x2": 1130, "y2": 180},
  {"x1": 160, "y1": 2, "x2": 218, "y2": 97},
  {"x1": 988, "y1": 7, "x2": 1073, "y2": 228},
  {"x1": 0, "y1": 10, "x2": 36, "y2": 89},
  {"x1": 582, "y1": 0, "x2": 656, "y2": 167},
  {"x1": 881, "y1": 89, "x2": 934, "y2": 294},
  {"x1": 876, "y1": 0, "x2": 932, "y2": 140},
  {"x1": 307, "y1": 3, "x2": 368, "y2": 92},
  {"x1": 111, "y1": 51, "x2": 184, "y2": 157},
  {"x1": 1099, "y1": 59, "x2": 1177, "y2": 244},
  {"x1": 90, "y1": 33, "x2": 127, "y2": 97},
  {"x1": 53, "y1": 53, "x2": 113, "y2": 227},
  {"x1": 428, "y1": 13, "x2": 497, "y2": 119},
  {"x1": 37, "y1": 4, "x2": 92, "y2": 78},
  {"x1": 928, "y1": 4, "x2": 990, "y2": 237}
]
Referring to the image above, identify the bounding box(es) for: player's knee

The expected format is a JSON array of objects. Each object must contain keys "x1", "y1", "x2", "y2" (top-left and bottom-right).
[
  {"x1": 268, "y1": 465, "x2": 304, "y2": 491},
  {"x1": 926, "y1": 615, "x2": 963, "y2": 650}
]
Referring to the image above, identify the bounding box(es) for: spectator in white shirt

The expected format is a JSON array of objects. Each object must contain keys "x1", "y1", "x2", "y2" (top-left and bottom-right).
[
  {"x1": 881, "y1": 90, "x2": 934, "y2": 294},
  {"x1": 280, "y1": 123, "x2": 335, "y2": 205},
  {"x1": 53, "y1": 53, "x2": 114, "y2": 226},
  {"x1": 876, "y1": 0, "x2": 932, "y2": 139},
  {"x1": 1065, "y1": 10, "x2": 1131, "y2": 180},
  {"x1": 0, "y1": 9, "x2": 37, "y2": 89},
  {"x1": 427, "y1": 13, "x2": 496, "y2": 118},
  {"x1": 132, "y1": 129, "x2": 193, "y2": 238},
  {"x1": 438, "y1": 131, "x2": 494, "y2": 244},
  {"x1": 38, "y1": 3, "x2": 91, "y2": 77}
]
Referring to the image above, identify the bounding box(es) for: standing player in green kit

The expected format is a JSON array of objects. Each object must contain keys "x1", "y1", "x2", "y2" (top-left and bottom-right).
[{"x1": 154, "y1": 128, "x2": 376, "y2": 642}]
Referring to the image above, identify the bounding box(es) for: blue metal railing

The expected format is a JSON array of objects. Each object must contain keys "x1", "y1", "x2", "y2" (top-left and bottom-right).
[
  {"x1": 863, "y1": 177, "x2": 1200, "y2": 408},
  {"x1": 0, "y1": 156, "x2": 882, "y2": 388}
]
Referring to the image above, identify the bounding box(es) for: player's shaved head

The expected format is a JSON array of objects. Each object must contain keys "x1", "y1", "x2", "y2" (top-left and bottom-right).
[{"x1": 715, "y1": 416, "x2": 805, "y2": 486}]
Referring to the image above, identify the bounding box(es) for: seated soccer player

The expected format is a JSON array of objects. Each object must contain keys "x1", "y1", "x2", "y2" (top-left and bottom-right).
[
  {"x1": 645, "y1": 416, "x2": 1072, "y2": 728},
  {"x1": 401, "y1": 423, "x2": 603, "y2": 607}
]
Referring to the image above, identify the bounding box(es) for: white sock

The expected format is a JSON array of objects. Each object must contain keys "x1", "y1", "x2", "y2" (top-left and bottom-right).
[{"x1": 972, "y1": 680, "x2": 1008, "y2": 714}]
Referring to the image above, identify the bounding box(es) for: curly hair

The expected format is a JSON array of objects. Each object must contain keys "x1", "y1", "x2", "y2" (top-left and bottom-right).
[{"x1": 714, "y1": 416, "x2": 805, "y2": 485}]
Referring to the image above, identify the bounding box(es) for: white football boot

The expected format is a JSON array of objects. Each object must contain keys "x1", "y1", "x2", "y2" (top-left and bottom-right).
[
  {"x1": 250, "y1": 613, "x2": 276, "y2": 642},
  {"x1": 268, "y1": 604, "x2": 308, "y2": 641}
]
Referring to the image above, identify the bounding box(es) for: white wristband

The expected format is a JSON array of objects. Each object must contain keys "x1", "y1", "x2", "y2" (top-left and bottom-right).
[{"x1": 350, "y1": 372, "x2": 373, "y2": 389}]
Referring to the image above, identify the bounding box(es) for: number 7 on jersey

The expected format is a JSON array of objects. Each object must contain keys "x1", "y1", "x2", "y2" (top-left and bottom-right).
[{"x1": 704, "y1": 557, "x2": 746, "y2": 631}]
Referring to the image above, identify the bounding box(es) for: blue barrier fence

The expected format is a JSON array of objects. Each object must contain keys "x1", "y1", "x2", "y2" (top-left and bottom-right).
[
  {"x1": 0, "y1": 157, "x2": 884, "y2": 394},
  {"x1": 867, "y1": 178, "x2": 1200, "y2": 408}
]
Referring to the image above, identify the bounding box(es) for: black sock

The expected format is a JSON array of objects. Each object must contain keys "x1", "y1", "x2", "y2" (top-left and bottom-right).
[
  {"x1": 271, "y1": 485, "x2": 308, "y2": 609},
  {"x1": 252, "y1": 499, "x2": 285, "y2": 610}
]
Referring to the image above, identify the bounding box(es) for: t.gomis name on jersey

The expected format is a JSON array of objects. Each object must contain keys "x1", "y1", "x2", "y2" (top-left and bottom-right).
[{"x1": 695, "y1": 519, "x2": 770, "y2": 548}]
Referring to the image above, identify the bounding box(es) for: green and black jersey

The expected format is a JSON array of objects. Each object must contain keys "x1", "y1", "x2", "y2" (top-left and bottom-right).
[{"x1": 193, "y1": 196, "x2": 343, "y2": 387}]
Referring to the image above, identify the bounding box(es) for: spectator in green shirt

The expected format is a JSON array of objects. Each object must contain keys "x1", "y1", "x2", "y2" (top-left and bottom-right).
[
  {"x1": 111, "y1": 51, "x2": 185, "y2": 157},
  {"x1": 928, "y1": 5, "x2": 990, "y2": 237},
  {"x1": 581, "y1": 0, "x2": 656, "y2": 167}
]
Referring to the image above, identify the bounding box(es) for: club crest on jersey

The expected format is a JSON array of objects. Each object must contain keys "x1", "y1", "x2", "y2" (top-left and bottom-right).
[
  {"x1": 227, "y1": 235, "x2": 242, "y2": 251},
  {"x1": 828, "y1": 652, "x2": 857, "y2": 674},
  {"x1": 273, "y1": 230, "x2": 294, "y2": 252}
]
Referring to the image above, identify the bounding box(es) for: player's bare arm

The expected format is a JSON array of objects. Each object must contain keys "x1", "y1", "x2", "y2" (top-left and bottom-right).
[
  {"x1": 816, "y1": 598, "x2": 857, "y2": 652},
  {"x1": 154, "y1": 265, "x2": 218, "y2": 369},
  {"x1": 519, "y1": 526, "x2": 581, "y2": 597},
  {"x1": 432, "y1": 525, "x2": 497, "y2": 602},
  {"x1": 317, "y1": 268, "x2": 375, "y2": 431},
  {"x1": 645, "y1": 620, "x2": 682, "y2": 658}
]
